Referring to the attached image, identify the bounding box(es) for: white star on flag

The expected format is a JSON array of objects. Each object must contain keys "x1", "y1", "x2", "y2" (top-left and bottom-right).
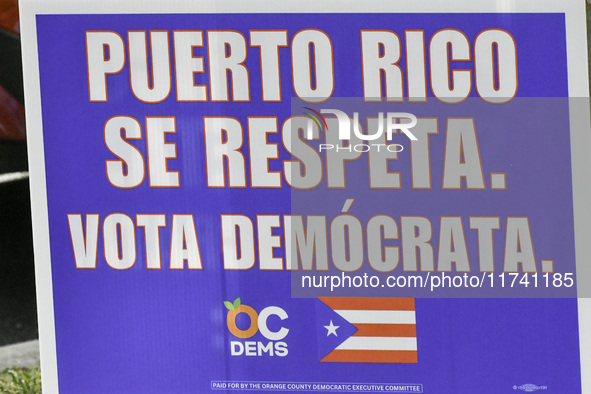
[{"x1": 324, "y1": 320, "x2": 339, "y2": 337}]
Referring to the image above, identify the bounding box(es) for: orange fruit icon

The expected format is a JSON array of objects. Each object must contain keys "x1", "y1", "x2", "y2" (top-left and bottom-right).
[{"x1": 224, "y1": 298, "x2": 259, "y2": 339}]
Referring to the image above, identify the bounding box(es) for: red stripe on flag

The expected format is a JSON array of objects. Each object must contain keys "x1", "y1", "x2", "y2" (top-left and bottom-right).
[
  {"x1": 352, "y1": 324, "x2": 416, "y2": 337},
  {"x1": 319, "y1": 297, "x2": 415, "y2": 311},
  {"x1": 321, "y1": 350, "x2": 418, "y2": 363}
]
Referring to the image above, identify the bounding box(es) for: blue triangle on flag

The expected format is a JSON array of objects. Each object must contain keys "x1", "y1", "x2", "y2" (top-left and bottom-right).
[{"x1": 315, "y1": 298, "x2": 358, "y2": 360}]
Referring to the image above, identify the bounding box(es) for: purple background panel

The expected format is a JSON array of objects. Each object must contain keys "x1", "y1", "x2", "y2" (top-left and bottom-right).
[{"x1": 35, "y1": 12, "x2": 581, "y2": 393}]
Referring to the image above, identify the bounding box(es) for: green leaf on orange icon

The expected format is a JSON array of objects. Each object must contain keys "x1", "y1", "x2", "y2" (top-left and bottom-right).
[
  {"x1": 223, "y1": 301, "x2": 234, "y2": 310},
  {"x1": 233, "y1": 298, "x2": 241, "y2": 309}
]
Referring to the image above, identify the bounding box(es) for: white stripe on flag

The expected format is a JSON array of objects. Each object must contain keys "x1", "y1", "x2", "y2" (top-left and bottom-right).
[
  {"x1": 336, "y1": 336, "x2": 418, "y2": 351},
  {"x1": 335, "y1": 310, "x2": 416, "y2": 324}
]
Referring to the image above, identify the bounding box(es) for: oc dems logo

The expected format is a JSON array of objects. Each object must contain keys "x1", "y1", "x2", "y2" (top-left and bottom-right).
[{"x1": 224, "y1": 298, "x2": 289, "y2": 357}]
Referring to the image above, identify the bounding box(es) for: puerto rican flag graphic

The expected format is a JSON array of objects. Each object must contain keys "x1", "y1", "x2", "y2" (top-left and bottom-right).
[{"x1": 319, "y1": 298, "x2": 417, "y2": 363}]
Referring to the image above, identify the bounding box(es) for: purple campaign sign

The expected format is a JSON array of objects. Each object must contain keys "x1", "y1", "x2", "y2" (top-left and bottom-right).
[{"x1": 31, "y1": 11, "x2": 583, "y2": 394}]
